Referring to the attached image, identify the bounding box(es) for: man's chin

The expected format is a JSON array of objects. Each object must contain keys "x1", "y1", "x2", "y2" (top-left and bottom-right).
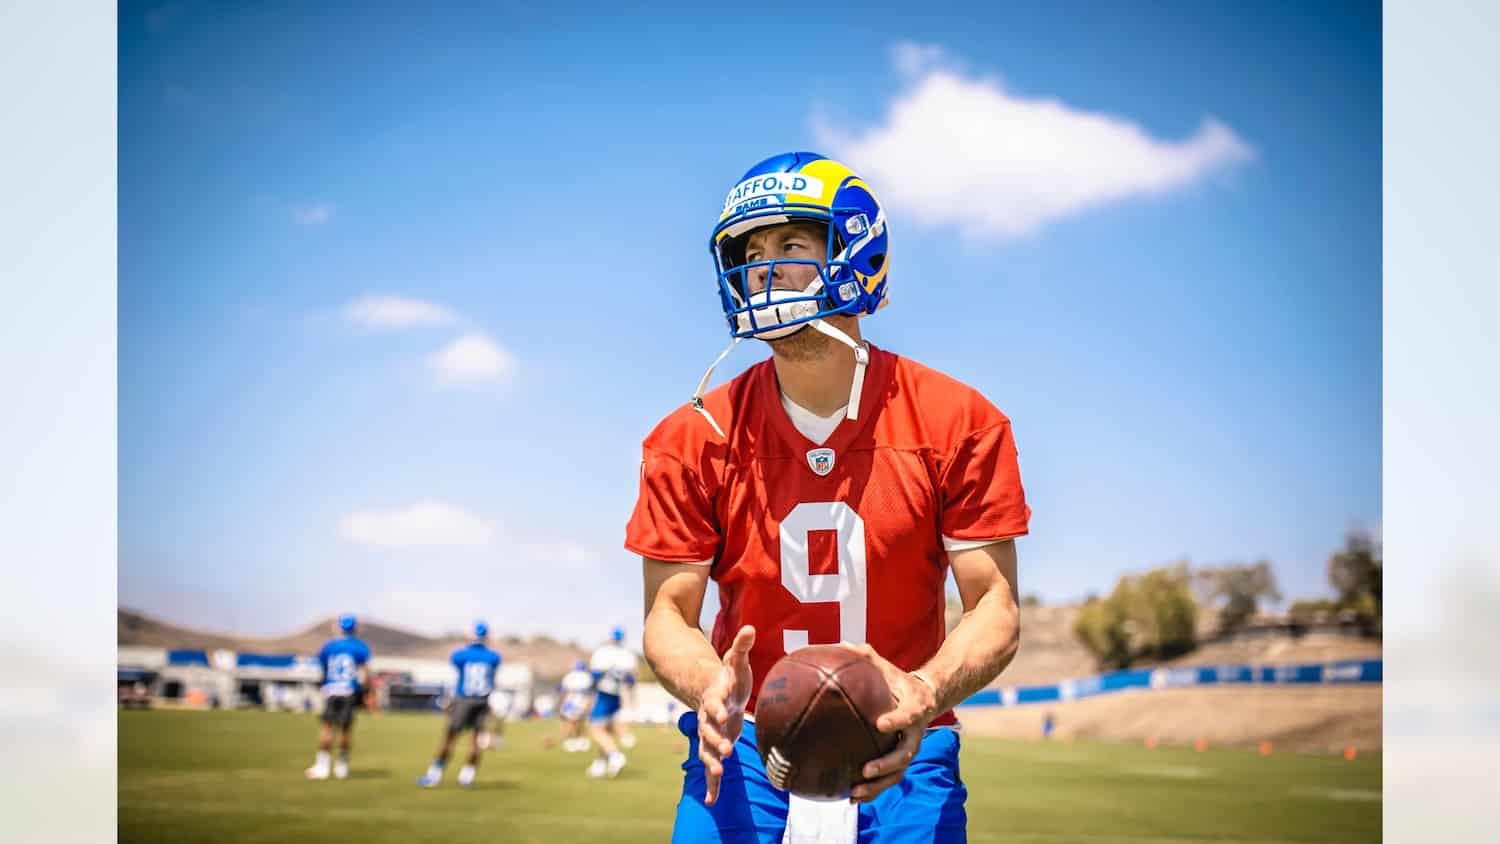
[
  {"x1": 758, "y1": 324, "x2": 811, "y2": 344},
  {"x1": 763, "y1": 323, "x2": 841, "y2": 362}
]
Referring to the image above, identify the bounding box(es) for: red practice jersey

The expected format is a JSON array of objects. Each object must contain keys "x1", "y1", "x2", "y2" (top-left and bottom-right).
[{"x1": 625, "y1": 344, "x2": 1029, "y2": 725}]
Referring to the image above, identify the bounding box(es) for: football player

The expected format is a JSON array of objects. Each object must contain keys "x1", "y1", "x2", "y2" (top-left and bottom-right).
[
  {"x1": 585, "y1": 626, "x2": 638, "y2": 778},
  {"x1": 558, "y1": 658, "x2": 595, "y2": 752},
  {"x1": 305, "y1": 614, "x2": 371, "y2": 781},
  {"x1": 418, "y1": 620, "x2": 501, "y2": 788},
  {"x1": 482, "y1": 663, "x2": 523, "y2": 750},
  {"x1": 630, "y1": 152, "x2": 1028, "y2": 842}
]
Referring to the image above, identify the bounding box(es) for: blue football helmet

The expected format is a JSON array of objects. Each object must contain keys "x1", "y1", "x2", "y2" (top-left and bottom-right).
[
  {"x1": 710, "y1": 151, "x2": 889, "y2": 340},
  {"x1": 338, "y1": 613, "x2": 357, "y2": 634}
]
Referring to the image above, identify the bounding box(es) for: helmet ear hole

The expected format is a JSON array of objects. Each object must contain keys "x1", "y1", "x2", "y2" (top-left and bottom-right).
[{"x1": 868, "y1": 254, "x2": 885, "y2": 272}]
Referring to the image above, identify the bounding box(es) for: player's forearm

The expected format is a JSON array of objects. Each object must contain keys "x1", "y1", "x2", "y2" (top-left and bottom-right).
[
  {"x1": 918, "y1": 588, "x2": 1020, "y2": 714},
  {"x1": 643, "y1": 603, "x2": 722, "y2": 711}
]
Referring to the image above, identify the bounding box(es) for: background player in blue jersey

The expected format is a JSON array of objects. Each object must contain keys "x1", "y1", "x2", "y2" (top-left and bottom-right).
[
  {"x1": 305, "y1": 614, "x2": 372, "y2": 780},
  {"x1": 586, "y1": 626, "x2": 638, "y2": 778},
  {"x1": 557, "y1": 659, "x2": 595, "y2": 752},
  {"x1": 418, "y1": 621, "x2": 501, "y2": 788}
]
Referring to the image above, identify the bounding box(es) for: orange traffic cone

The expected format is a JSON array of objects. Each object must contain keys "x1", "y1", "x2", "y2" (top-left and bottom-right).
[
  {"x1": 1145, "y1": 736, "x2": 1159, "y2": 750},
  {"x1": 1194, "y1": 738, "x2": 1208, "y2": 753},
  {"x1": 1258, "y1": 741, "x2": 1273, "y2": 756},
  {"x1": 1343, "y1": 745, "x2": 1358, "y2": 761}
]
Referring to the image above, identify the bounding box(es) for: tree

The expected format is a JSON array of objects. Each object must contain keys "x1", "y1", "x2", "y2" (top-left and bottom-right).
[
  {"x1": 1020, "y1": 593, "x2": 1043, "y2": 608},
  {"x1": 1328, "y1": 528, "x2": 1382, "y2": 635},
  {"x1": 1285, "y1": 598, "x2": 1338, "y2": 638},
  {"x1": 1287, "y1": 598, "x2": 1339, "y2": 623},
  {"x1": 1129, "y1": 564, "x2": 1199, "y2": 660},
  {"x1": 1073, "y1": 593, "x2": 1132, "y2": 668},
  {"x1": 1073, "y1": 563, "x2": 1199, "y2": 669},
  {"x1": 1194, "y1": 560, "x2": 1283, "y2": 634}
]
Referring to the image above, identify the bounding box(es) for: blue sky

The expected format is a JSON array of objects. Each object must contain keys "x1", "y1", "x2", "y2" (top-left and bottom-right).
[{"x1": 119, "y1": 1, "x2": 1380, "y2": 643}]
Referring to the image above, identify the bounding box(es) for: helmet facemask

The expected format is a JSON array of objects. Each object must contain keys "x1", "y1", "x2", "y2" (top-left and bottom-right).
[{"x1": 712, "y1": 208, "x2": 870, "y2": 340}]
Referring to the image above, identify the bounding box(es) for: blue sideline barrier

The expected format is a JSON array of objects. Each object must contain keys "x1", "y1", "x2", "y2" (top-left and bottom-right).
[
  {"x1": 959, "y1": 658, "x2": 1381, "y2": 708},
  {"x1": 236, "y1": 653, "x2": 297, "y2": 668},
  {"x1": 166, "y1": 649, "x2": 209, "y2": 666}
]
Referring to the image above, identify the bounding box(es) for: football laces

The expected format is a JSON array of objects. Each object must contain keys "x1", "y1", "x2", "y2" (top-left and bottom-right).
[{"x1": 765, "y1": 746, "x2": 793, "y2": 790}]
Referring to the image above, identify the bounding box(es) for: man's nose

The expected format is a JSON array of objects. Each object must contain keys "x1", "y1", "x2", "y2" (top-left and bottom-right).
[{"x1": 748, "y1": 262, "x2": 778, "y2": 292}]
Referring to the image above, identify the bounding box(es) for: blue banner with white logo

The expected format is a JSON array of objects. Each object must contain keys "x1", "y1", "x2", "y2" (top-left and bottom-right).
[
  {"x1": 959, "y1": 658, "x2": 1381, "y2": 707},
  {"x1": 236, "y1": 653, "x2": 297, "y2": 668},
  {"x1": 166, "y1": 649, "x2": 209, "y2": 666}
]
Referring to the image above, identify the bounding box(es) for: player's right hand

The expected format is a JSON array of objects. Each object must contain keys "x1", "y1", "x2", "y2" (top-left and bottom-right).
[{"x1": 699, "y1": 624, "x2": 755, "y2": 806}]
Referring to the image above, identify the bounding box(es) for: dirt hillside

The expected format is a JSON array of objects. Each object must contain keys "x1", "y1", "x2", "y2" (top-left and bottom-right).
[
  {"x1": 958, "y1": 606, "x2": 1382, "y2": 750},
  {"x1": 958, "y1": 686, "x2": 1381, "y2": 752}
]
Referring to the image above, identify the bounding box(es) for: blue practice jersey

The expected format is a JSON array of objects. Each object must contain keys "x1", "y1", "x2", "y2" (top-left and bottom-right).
[
  {"x1": 318, "y1": 636, "x2": 371, "y2": 697},
  {"x1": 452, "y1": 643, "x2": 501, "y2": 698}
]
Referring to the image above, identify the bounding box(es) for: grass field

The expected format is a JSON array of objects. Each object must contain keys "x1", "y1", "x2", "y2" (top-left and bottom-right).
[{"x1": 120, "y1": 709, "x2": 1380, "y2": 843}]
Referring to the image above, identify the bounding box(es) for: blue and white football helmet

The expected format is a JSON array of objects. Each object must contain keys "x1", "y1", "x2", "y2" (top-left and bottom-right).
[{"x1": 710, "y1": 151, "x2": 890, "y2": 340}]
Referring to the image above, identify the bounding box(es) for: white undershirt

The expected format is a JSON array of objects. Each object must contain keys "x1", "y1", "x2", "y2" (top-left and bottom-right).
[{"x1": 779, "y1": 391, "x2": 845, "y2": 445}]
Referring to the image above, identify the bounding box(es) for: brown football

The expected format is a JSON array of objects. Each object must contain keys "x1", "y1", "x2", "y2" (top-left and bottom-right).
[{"x1": 754, "y1": 645, "x2": 900, "y2": 798}]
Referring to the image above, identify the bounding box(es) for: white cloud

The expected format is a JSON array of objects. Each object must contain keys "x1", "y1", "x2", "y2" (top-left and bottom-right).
[
  {"x1": 337, "y1": 500, "x2": 496, "y2": 548},
  {"x1": 292, "y1": 204, "x2": 333, "y2": 225},
  {"x1": 512, "y1": 539, "x2": 608, "y2": 571},
  {"x1": 430, "y1": 332, "x2": 516, "y2": 384},
  {"x1": 342, "y1": 295, "x2": 457, "y2": 329},
  {"x1": 891, "y1": 41, "x2": 948, "y2": 78},
  {"x1": 816, "y1": 43, "x2": 1255, "y2": 239}
]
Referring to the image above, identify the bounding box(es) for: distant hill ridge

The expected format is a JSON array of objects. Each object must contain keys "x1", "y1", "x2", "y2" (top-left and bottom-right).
[{"x1": 117, "y1": 609, "x2": 591, "y2": 678}]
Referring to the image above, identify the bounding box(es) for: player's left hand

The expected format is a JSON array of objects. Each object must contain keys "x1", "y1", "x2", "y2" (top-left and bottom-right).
[{"x1": 839, "y1": 643, "x2": 939, "y2": 804}]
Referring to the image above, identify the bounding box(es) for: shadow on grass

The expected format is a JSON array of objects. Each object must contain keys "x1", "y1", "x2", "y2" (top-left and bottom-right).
[
  {"x1": 459, "y1": 780, "x2": 520, "y2": 791},
  {"x1": 343, "y1": 769, "x2": 391, "y2": 780}
]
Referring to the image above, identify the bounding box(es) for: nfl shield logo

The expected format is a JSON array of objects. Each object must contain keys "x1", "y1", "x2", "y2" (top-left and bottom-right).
[{"x1": 806, "y1": 448, "x2": 836, "y2": 476}]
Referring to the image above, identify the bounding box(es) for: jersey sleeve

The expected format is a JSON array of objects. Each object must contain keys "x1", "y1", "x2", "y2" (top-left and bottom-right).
[
  {"x1": 624, "y1": 447, "x2": 719, "y2": 563},
  {"x1": 939, "y1": 419, "x2": 1030, "y2": 543}
]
